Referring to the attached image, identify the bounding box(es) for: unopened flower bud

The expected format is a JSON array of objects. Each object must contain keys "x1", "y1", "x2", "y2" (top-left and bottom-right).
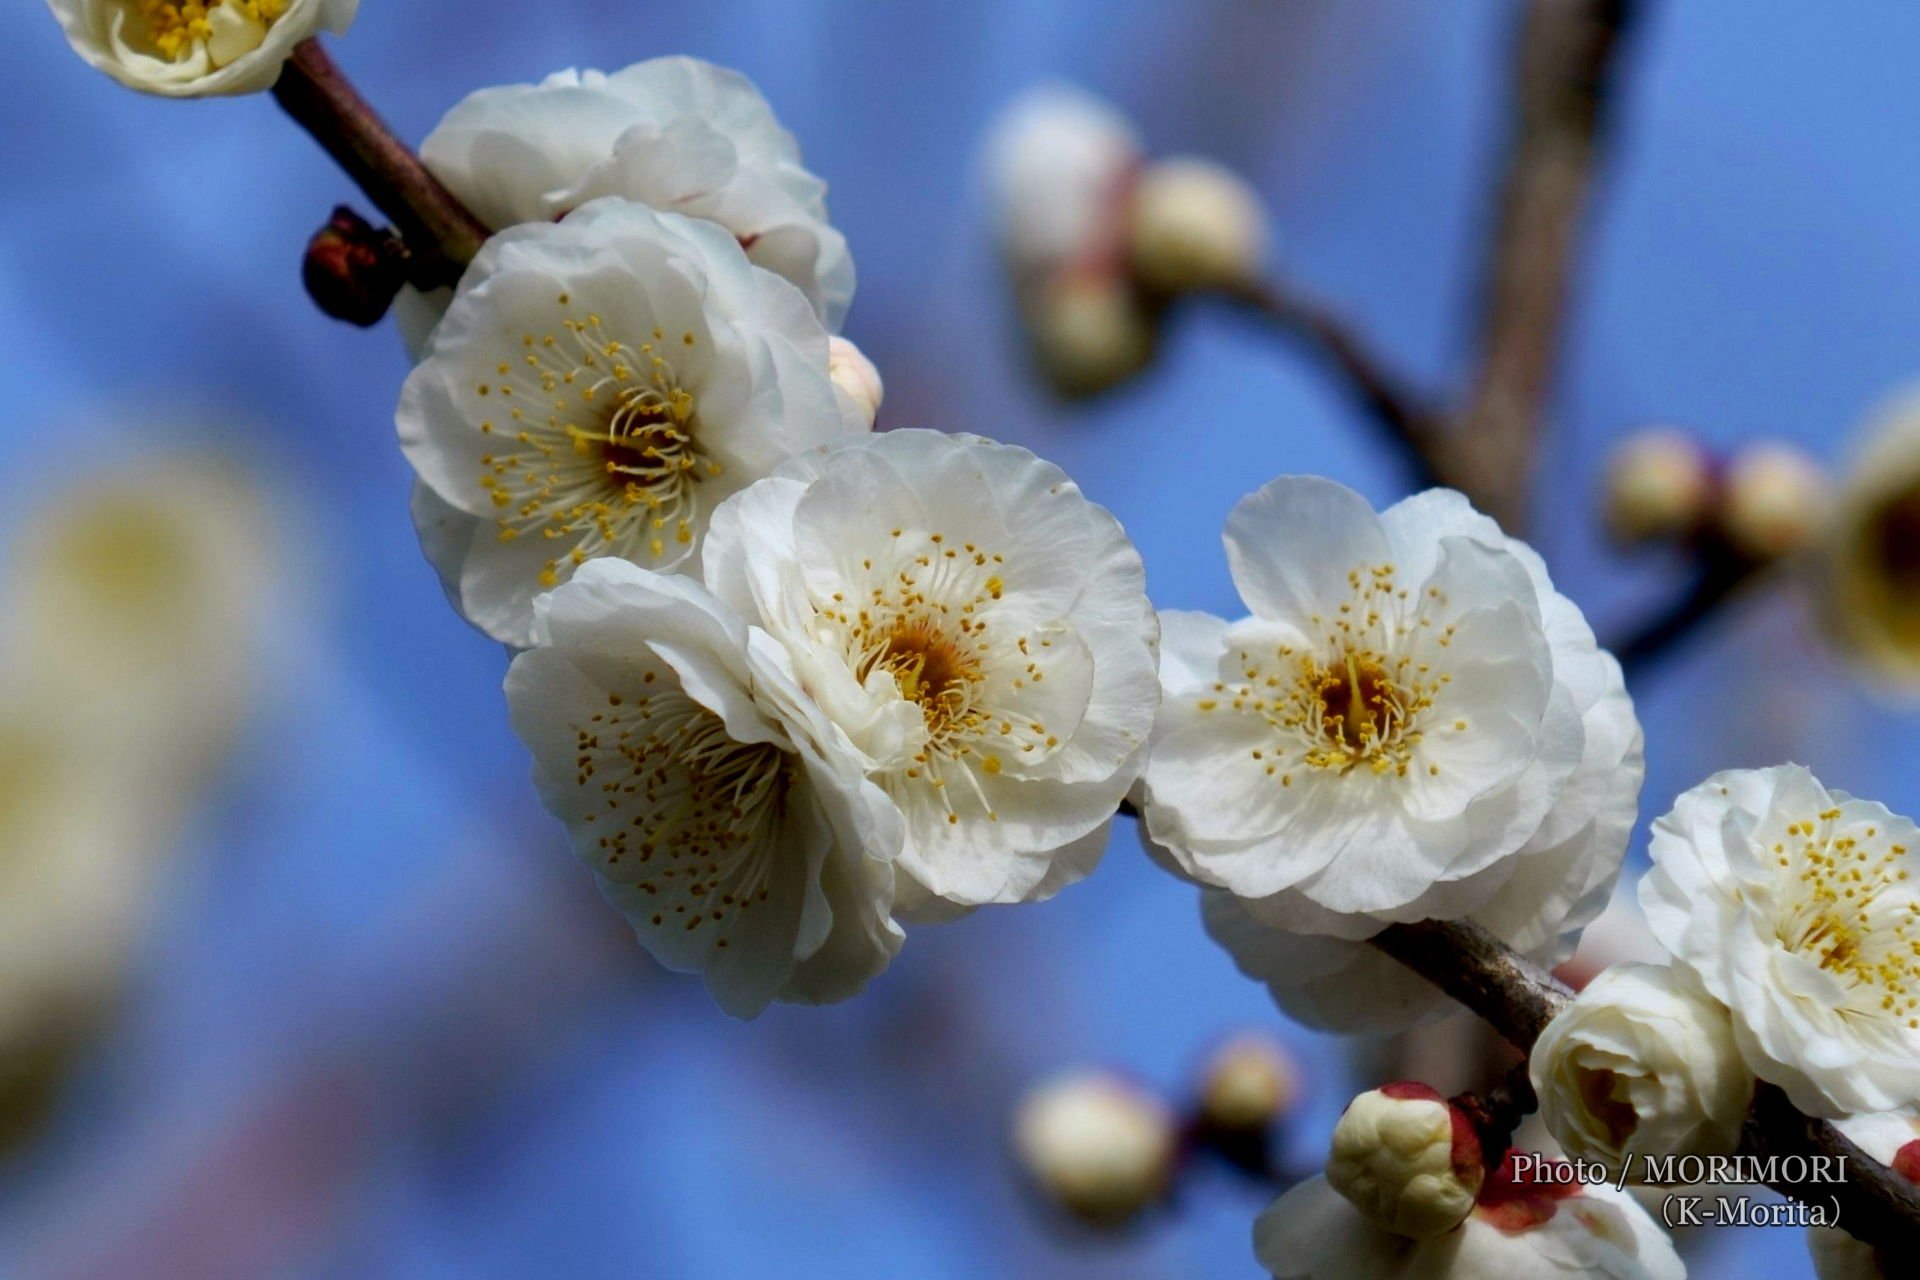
[
  {"x1": 303, "y1": 206, "x2": 409, "y2": 328},
  {"x1": 1325, "y1": 1082, "x2": 1483, "y2": 1239},
  {"x1": 1198, "y1": 1032, "x2": 1300, "y2": 1133},
  {"x1": 1014, "y1": 1070, "x2": 1177, "y2": 1227},
  {"x1": 1127, "y1": 157, "x2": 1269, "y2": 295},
  {"x1": 1029, "y1": 273, "x2": 1156, "y2": 398},
  {"x1": 1531, "y1": 963, "x2": 1752, "y2": 1180},
  {"x1": 1603, "y1": 429, "x2": 1713, "y2": 545},
  {"x1": 1720, "y1": 443, "x2": 1830, "y2": 560},
  {"x1": 828, "y1": 336, "x2": 885, "y2": 429}
]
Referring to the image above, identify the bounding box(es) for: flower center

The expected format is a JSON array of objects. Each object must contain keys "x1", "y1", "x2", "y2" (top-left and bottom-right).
[
  {"x1": 808, "y1": 528, "x2": 1065, "y2": 825},
  {"x1": 1196, "y1": 563, "x2": 1451, "y2": 785},
  {"x1": 473, "y1": 300, "x2": 721, "y2": 585},
  {"x1": 864, "y1": 615, "x2": 983, "y2": 740},
  {"x1": 574, "y1": 683, "x2": 789, "y2": 945},
  {"x1": 1300, "y1": 647, "x2": 1422, "y2": 770},
  {"x1": 1772, "y1": 810, "x2": 1920, "y2": 1029},
  {"x1": 135, "y1": 0, "x2": 287, "y2": 62}
]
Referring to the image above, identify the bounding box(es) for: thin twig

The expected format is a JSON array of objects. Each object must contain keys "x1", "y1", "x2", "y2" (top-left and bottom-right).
[
  {"x1": 1607, "y1": 550, "x2": 1768, "y2": 679},
  {"x1": 1222, "y1": 281, "x2": 1444, "y2": 489},
  {"x1": 271, "y1": 40, "x2": 489, "y2": 289},
  {"x1": 1367, "y1": 917, "x2": 1920, "y2": 1252}
]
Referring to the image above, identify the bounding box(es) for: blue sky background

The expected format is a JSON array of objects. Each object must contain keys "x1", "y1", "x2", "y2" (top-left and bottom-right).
[{"x1": 3, "y1": 1, "x2": 1919, "y2": 1276}]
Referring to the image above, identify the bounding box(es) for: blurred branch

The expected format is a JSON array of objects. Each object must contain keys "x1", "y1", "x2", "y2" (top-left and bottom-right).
[
  {"x1": 1228, "y1": 0, "x2": 1637, "y2": 529},
  {"x1": 271, "y1": 40, "x2": 488, "y2": 292},
  {"x1": 1446, "y1": 0, "x2": 1639, "y2": 532},
  {"x1": 1366, "y1": 917, "x2": 1920, "y2": 1253},
  {"x1": 1222, "y1": 281, "x2": 1443, "y2": 488},
  {"x1": 1606, "y1": 548, "x2": 1769, "y2": 679}
]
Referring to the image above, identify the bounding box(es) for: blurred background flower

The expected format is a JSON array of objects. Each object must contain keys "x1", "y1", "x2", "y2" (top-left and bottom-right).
[{"x1": 6, "y1": 2, "x2": 1920, "y2": 1277}]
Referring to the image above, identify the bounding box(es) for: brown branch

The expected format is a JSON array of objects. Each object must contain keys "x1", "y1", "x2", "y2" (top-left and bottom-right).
[
  {"x1": 1446, "y1": 0, "x2": 1638, "y2": 532},
  {"x1": 1368, "y1": 917, "x2": 1920, "y2": 1253},
  {"x1": 271, "y1": 39, "x2": 489, "y2": 291},
  {"x1": 1371, "y1": 918, "x2": 1572, "y2": 1048}
]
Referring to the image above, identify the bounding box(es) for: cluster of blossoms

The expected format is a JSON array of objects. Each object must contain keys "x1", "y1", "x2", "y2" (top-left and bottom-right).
[
  {"x1": 1259, "y1": 1084, "x2": 1682, "y2": 1279},
  {"x1": 376, "y1": 54, "x2": 1171, "y2": 1016},
  {"x1": 1523, "y1": 764, "x2": 1920, "y2": 1268},
  {"x1": 387, "y1": 61, "x2": 1162, "y2": 1013},
  {"x1": 52, "y1": 13, "x2": 1920, "y2": 1274}
]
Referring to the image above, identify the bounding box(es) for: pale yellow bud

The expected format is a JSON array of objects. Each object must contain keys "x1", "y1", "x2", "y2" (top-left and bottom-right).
[
  {"x1": 1127, "y1": 157, "x2": 1269, "y2": 294},
  {"x1": 1720, "y1": 443, "x2": 1830, "y2": 560},
  {"x1": 827, "y1": 336, "x2": 884, "y2": 429},
  {"x1": 1198, "y1": 1033, "x2": 1299, "y2": 1132},
  {"x1": 1603, "y1": 429, "x2": 1713, "y2": 545},
  {"x1": 1028, "y1": 273, "x2": 1156, "y2": 397},
  {"x1": 1013, "y1": 1071, "x2": 1176, "y2": 1226}
]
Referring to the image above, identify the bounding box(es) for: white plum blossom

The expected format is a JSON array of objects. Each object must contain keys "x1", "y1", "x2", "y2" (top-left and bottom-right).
[
  {"x1": 1258, "y1": 1155, "x2": 1684, "y2": 1280},
  {"x1": 1, "y1": 454, "x2": 275, "y2": 1062},
  {"x1": 1641, "y1": 764, "x2": 1920, "y2": 1118},
  {"x1": 1325, "y1": 1083, "x2": 1483, "y2": 1240},
  {"x1": 412, "y1": 57, "x2": 852, "y2": 338},
  {"x1": 504, "y1": 559, "x2": 903, "y2": 1019},
  {"x1": 399, "y1": 198, "x2": 864, "y2": 647},
  {"x1": 1530, "y1": 963, "x2": 1753, "y2": 1178},
  {"x1": 0, "y1": 695, "x2": 168, "y2": 1057},
  {"x1": 1144, "y1": 478, "x2": 1642, "y2": 1032},
  {"x1": 700, "y1": 430, "x2": 1159, "y2": 915},
  {"x1": 1806, "y1": 1112, "x2": 1920, "y2": 1279},
  {"x1": 48, "y1": 0, "x2": 356, "y2": 97},
  {"x1": 1013, "y1": 1070, "x2": 1176, "y2": 1226},
  {"x1": 10, "y1": 455, "x2": 274, "y2": 795}
]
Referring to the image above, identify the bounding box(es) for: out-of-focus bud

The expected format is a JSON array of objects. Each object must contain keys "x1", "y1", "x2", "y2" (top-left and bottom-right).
[
  {"x1": 1325, "y1": 1082, "x2": 1484, "y2": 1240},
  {"x1": 985, "y1": 84, "x2": 1141, "y2": 285},
  {"x1": 828, "y1": 336, "x2": 885, "y2": 429},
  {"x1": 1028, "y1": 273, "x2": 1156, "y2": 398},
  {"x1": 1198, "y1": 1032, "x2": 1300, "y2": 1134},
  {"x1": 1013, "y1": 1070, "x2": 1177, "y2": 1228},
  {"x1": 1126, "y1": 157, "x2": 1269, "y2": 295},
  {"x1": 1603, "y1": 428, "x2": 1714, "y2": 546},
  {"x1": 1718, "y1": 442, "x2": 1830, "y2": 560}
]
